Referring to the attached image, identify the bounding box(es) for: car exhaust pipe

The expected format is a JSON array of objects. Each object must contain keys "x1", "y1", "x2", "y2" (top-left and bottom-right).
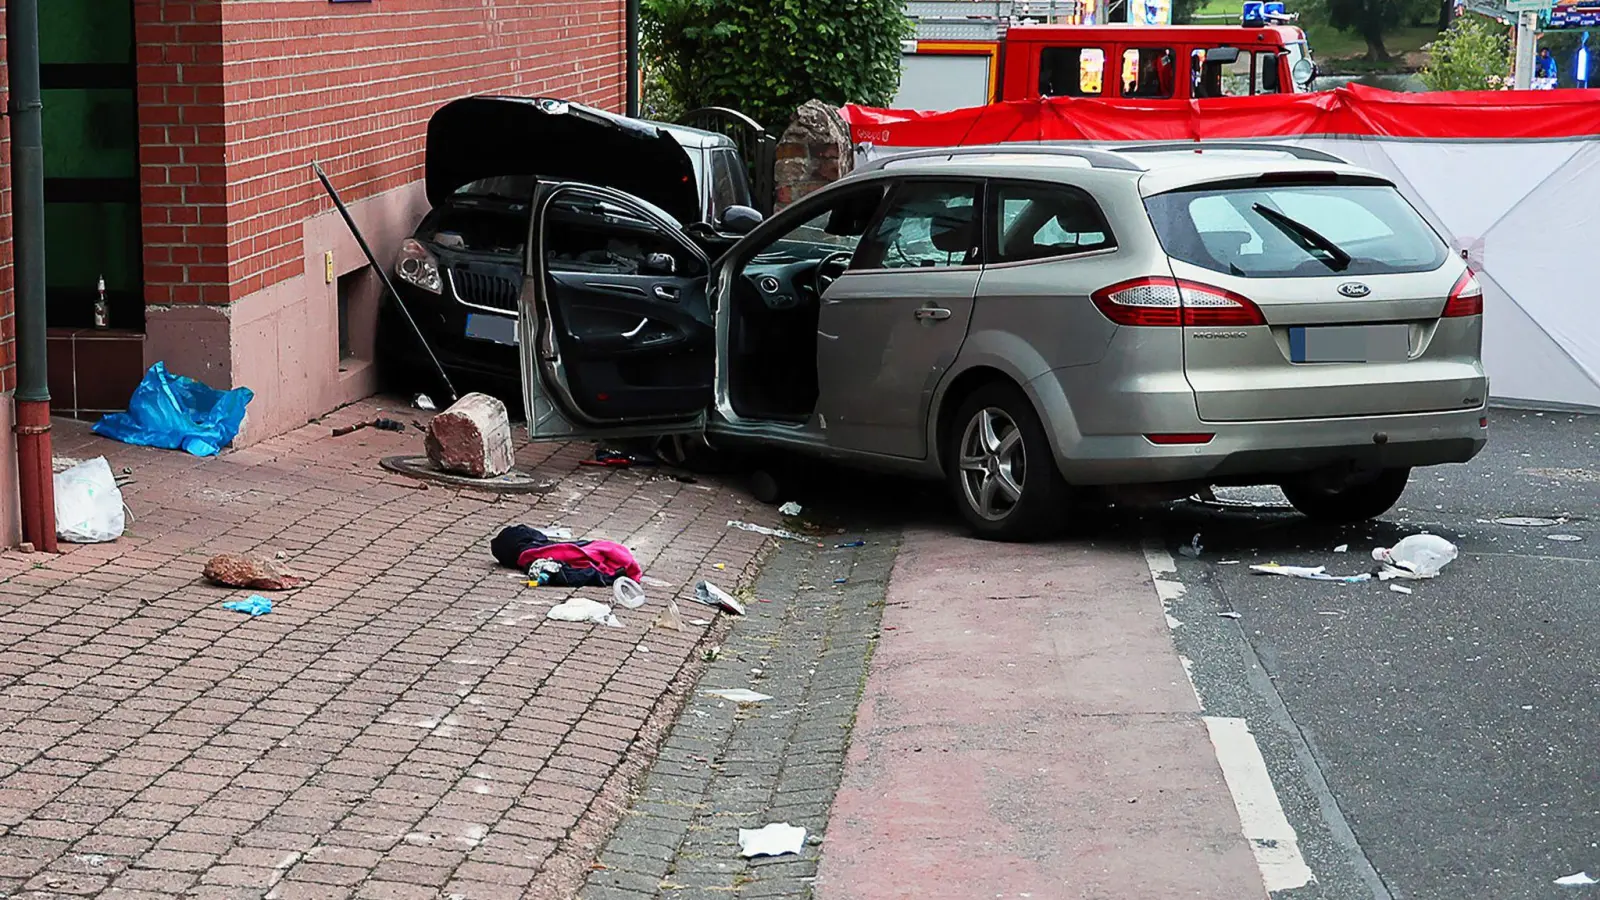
[{"x1": 311, "y1": 161, "x2": 459, "y2": 404}]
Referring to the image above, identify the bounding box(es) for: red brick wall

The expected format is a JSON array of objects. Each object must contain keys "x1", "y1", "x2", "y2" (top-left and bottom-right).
[
  {"x1": 191, "y1": 0, "x2": 625, "y2": 305},
  {"x1": 0, "y1": 6, "x2": 13, "y2": 394},
  {"x1": 135, "y1": 0, "x2": 229, "y2": 306}
]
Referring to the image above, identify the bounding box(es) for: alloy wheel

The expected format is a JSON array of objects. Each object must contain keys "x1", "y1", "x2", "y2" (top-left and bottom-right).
[{"x1": 958, "y1": 407, "x2": 1026, "y2": 521}]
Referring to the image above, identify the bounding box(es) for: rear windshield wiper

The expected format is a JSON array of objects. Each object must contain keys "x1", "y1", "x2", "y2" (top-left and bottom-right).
[{"x1": 1250, "y1": 203, "x2": 1352, "y2": 272}]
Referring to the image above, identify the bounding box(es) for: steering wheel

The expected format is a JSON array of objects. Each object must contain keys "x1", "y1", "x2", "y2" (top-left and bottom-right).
[{"x1": 814, "y1": 251, "x2": 854, "y2": 296}]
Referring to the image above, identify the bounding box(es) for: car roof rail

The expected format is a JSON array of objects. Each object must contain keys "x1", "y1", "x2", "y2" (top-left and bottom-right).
[
  {"x1": 1109, "y1": 141, "x2": 1350, "y2": 164},
  {"x1": 857, "y1": 144, "x2": 1147, "y2": 173}
]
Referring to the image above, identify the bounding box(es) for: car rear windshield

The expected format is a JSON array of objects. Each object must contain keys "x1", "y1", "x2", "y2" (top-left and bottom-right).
[{"x1": 1144, "y1": 181, "x2": 1447, "y2": 278}]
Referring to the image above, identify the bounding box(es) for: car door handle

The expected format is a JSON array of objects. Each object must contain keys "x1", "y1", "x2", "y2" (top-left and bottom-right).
[
  {"x1": 653, "y1": 285, "x2": 681, "y2": 302},
  {"x1": 914, "y1": 306, "x2": 952, "y2": 321}
]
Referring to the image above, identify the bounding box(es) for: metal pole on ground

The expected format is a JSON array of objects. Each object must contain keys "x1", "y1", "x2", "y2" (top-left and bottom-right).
[{"x1": 7, "y1": 0, "x2": 57, "y2": 553}]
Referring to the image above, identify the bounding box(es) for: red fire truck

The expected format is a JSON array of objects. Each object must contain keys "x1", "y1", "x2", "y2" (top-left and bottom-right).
[{"x1": 894, "y1": 2, "x2": 1317, "y2": 110}]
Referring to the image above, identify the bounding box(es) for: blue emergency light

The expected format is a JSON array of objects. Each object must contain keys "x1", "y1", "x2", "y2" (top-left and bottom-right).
[{"x1": 1242, "y1": 1, "x2": 1296, "y2": 26}]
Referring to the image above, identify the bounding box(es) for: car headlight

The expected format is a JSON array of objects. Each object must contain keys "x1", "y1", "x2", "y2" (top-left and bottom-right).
[{"x1": 396, "y1": 238, "x2": 442, "y2": 294}]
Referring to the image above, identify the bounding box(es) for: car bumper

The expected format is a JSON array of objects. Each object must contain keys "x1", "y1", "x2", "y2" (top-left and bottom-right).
[
  {"x1": 1063, "y1": 414, "x2": 1486, "y2": 485},
  {"x1": 380, "y1": 285, "x2": 522, "y2": 384}
]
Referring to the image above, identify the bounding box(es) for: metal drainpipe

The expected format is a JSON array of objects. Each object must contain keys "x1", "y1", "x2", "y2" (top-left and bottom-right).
[
  {"x1": 625, "y1": 0, "x2": 641, "y2": 117},
  {"x1": 7, "y1": 0, "x2": 58, "y2": 553}
]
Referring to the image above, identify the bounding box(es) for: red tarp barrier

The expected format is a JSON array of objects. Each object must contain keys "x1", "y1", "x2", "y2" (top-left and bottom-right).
[{"x1": 841, "y1": 84, "x2": 1600, "y2": 146}]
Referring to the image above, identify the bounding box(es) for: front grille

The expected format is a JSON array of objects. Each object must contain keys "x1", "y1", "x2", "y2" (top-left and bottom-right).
[{"x1": 449, "y1": 268, "x2": 520, "y2": 313}]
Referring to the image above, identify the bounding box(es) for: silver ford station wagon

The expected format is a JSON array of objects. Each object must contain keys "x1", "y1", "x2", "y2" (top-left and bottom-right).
[{"x1": 513, "y1": 139, "x2": 1488, "y2": 541}]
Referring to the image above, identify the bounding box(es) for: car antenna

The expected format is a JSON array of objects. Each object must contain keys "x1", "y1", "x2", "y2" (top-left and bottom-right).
[{"x1": 311, "y1": 161, "x2": 460, "y2": 404}]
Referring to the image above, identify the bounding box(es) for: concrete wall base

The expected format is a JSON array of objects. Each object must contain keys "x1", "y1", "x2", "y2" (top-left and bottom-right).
[{"x1": 144, "y1": 180, "x2": 431, "y2": 447}]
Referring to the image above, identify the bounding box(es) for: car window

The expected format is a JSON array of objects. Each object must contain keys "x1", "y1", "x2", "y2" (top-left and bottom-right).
[
  {"x1": 853, "y1": 181, "x2": 981, "y2": 271},
  {"x1": 748, "y1": 184, "x2": 887, "y2": 265},
  {"x1": 1039, "y1": 46, "x2": 1106, "y2": 97},
  {"x1": 544, "y1": 194, "x2": 704, "y2": 276},
  {"x1": 1144, "y1": 182, "x2": 1448, "y2": 278},
  {"x1": 1190, "y1": 48, "x2": 1255, "y2": 98},
  {"x1": 709, "y1": 148, "x2": 752, "y2": 220},
  {"x1": 992, "y1": 181, "x2": 1115, "y2": 263},
  {"x1": 1121, "y1": 47, "x2": 1176, "y2": 99}
]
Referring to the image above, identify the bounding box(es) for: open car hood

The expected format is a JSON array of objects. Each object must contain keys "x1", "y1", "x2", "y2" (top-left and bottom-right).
[{"x1": 424, "y1": 96, "x2": 700, "y2": 224}]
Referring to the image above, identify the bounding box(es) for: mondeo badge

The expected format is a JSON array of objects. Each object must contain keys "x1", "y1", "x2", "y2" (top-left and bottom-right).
[{"x1": 1337, "y1": 282, "x2": 1371, "y2": 298}]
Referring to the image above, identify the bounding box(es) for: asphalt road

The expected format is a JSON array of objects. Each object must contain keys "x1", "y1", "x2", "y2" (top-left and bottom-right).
[
  {"x1": 778, "y1": 406, "x2": 1599, "y2": 900},
  {"x1": 1157, "y1": 408, "x2": 1600, "y2": 900}
]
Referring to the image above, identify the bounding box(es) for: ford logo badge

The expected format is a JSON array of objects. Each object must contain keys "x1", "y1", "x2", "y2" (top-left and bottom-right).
[{"x1": 1337, "y1": 282, "x2": 1371, "y2": 298}]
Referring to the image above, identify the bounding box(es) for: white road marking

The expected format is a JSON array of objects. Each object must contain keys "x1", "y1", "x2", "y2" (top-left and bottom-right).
[
  {"x1": 1145, "y1": 541, "x2": 1315, "y2": 894},
  {"x1": 1205, "y1": 716, "x2": 1316, "y2": 892}
]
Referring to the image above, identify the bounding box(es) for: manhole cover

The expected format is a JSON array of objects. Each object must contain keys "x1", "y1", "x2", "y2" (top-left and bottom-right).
[
  {"x1": 1546, "y1": 534, "x2": 1584, "y2": 542},
  {"x1": 1494, "y1": 516, "x2": 1562, "y2": 527},
  {"x1": 380, "y1": 456, "x2": 558, "y2": 494}
]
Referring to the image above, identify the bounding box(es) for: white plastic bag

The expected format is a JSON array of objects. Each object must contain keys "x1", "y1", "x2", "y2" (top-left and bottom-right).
[
  {"x1": 545, "y1": 597, "x2": 620, "y2": 627},
  {"x1": 1372, "y1": 534, "x2": 1458, "y2": 578},
  {"x1": 54, "y1": 457, "x2": 125, "y2": 543}
]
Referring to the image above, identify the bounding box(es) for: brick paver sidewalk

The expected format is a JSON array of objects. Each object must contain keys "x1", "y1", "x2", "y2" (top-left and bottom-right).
[{"x1": 0, "y1": 400, "x2": 779, "y2": 900}]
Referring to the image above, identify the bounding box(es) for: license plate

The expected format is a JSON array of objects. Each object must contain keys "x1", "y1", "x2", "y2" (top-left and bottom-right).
[
  {"x1": 1289, "y1": 324, "x2": 1409, "y2": 363},
  {"x1": 465, "y1": 313, "x2": 518, "y2": 346}
]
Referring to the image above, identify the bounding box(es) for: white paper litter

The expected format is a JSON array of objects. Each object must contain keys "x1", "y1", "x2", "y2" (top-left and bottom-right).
[
  {"x1": 541, "y1": 526, "x2": 575, "y2": 541},
  {"x1": 727, "y1": 520, "x2": 810, "y2": 542},
  {"x1": 1250, "y1": 564, "x2": 1372, "y2": 583},
  {"x1": 1333, "y1": 544, "x2": 1349, "y2": 553},
  {"x1": 692, "y1": 580, "x2": 746, "y2": 616},
  {"x1": 546, "y1": 598, "x2": 620, "y2": 627},
  {"x1": 1389, "y1": 584, "x2": 1414, "y2": 595},
  {"x1": 1555, "y1": 872, "x2": 1598, "y2": 886},
  {"x1": 778, "y1": 502, "x2": 803, "y2": 516},
  {"x1": 1218, "y1": 611, "x2": 1242, "y2": 619},
  {"x1": 738, "y1": 823, "x2": 806, "y2": 858},
  {"x1": 612, "y1": 577, "x2": 647, "y2": 609},
  {"x1": 706, "y1": 689, "x2": 773, "y2": 703},
  {"x1": 1372, "y1": 534, "x2": 1458, "y2": 578}
]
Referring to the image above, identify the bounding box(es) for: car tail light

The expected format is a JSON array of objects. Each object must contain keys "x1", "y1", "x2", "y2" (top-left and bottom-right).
[
  {"x1": 1443, "y1": 270, "x2": 1483, "y2": 317},
  {"x1": 1092, "y1": 278, "x2": 1265, "y2": 327}
]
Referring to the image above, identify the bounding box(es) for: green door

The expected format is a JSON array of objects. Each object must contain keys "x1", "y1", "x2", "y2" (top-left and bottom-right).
[{"x1": 41, "y1": 0, "x2": 143, "y2": 331}]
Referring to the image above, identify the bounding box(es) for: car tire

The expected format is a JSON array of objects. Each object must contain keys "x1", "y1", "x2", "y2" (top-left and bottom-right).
[
  {"x1": 1281, "y1": 467, "x2": 1411, "y2": 523},
  {"x1": 946, "y1": 383, "x2": 1069, "y2": 542}
]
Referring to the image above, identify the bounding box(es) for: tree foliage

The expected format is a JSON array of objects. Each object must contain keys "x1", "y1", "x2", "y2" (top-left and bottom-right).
[
  {"x1": 1419, "y1": 16, "x2": 1510, "y2": 90},
  {"x1": 1324, "y1": 0, "x2": 1407, "y2": 60},
  {"x1": 1170, "y1": 0, "x2": 1206, "y2": 25},
  {"x1": 642, "y1": 0, "x2": 911, "y2": 131}
]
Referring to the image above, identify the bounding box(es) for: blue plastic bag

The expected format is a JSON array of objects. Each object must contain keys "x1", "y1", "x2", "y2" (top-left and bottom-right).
[
  {"x1": 93, "y1": 361, "x2": 253, "y2": 457},
  {"x1": 223, "y1": 595, "x2": 273, "y2": 616}
]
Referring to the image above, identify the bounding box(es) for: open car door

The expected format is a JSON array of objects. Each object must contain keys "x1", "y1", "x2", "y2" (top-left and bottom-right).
[{"x1": 519, "y1": 183, "x2": 715, "y2": 442}]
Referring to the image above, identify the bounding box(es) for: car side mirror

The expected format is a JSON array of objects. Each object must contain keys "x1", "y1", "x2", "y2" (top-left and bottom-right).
[
  {"x1": 643, "y1": 252, "x2": 677, "y2": 275},
  {"x1": 717, "y1": 205, "x2": 764, "y2": 236}
]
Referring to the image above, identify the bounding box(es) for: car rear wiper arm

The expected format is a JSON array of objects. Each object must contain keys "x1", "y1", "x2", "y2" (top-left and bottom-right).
[{"x1": 1250, "y1": 203, "x2": 1352, "y2": 272}]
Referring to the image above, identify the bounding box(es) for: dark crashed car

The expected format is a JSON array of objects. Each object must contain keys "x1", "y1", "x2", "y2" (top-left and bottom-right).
[{"x1": 380, "y1": 96, "x2": 762, "y2": 396}]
